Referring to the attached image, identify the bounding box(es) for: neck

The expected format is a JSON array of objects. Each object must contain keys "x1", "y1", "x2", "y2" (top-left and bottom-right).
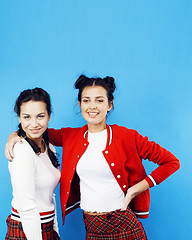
[
  {"x1": 27, "y1": 136, "x2": 43, "y2": 150},
  {"x1": 87, "y1": 123, "x2": 107, "y2": 133}
]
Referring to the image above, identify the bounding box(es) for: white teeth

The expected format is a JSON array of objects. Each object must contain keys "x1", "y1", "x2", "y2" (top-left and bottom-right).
[{"x1": 88, "y1": 112, "x2": 98, "y2": 116}]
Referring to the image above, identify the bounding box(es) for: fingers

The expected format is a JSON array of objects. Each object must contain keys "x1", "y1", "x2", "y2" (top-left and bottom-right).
[
  {"x1": 120, "y1": 196, "x2": 131, "y2": 211},
  {"x1": 120, "y1": 188, "x2": 135, "y2": 211},
  {"x1": 5, "y1": 142, "x2": 14, "y2": 160},
  {"x1": 5, "y1": 147, "x2": 13, "y2": 161},
  {"x1": 5, "y1": 137, "x2": 23, "y2": 160},
  {"x1": 5, "y1": 148, "x2": 13, "y2": 161}
]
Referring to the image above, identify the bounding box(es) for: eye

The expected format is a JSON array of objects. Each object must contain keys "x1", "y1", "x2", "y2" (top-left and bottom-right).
[
  {"x1": 23, "y1": 116, "x2": 30, "y2": 120},
  {"x1": 97, "y1": 99, "x2": 104, "y2": 103},
  {"x1": 38, "y1": 115, "x2": 45, "y2": 119},
  {"x1": 82, "y1": 99, "x2": 89, "y2": 103}
]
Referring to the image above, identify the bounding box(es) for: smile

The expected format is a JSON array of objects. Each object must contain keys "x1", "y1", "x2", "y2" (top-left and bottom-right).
[
  {"x1": 88, "y1": 112, "x2": 99, "y2": 118},
  {"x1": 29, "y1": 128, "x2": 41, "y2": 133}
]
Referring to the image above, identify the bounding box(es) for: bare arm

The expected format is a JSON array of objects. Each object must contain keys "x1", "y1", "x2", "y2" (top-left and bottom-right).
[
  {"x1": 121, "y1": 179, "x2": 150, "y2": 211},
  {"x1": 5, "y1": 131, "x2": 22, "y2": 160}
]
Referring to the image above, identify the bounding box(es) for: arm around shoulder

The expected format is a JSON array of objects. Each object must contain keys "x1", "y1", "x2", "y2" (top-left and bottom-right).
[{"x1": 5, "y1": 131, "x2": 22, "y2": 160}]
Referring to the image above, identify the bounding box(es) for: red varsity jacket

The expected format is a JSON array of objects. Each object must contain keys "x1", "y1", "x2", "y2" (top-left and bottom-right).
[{"x1": 48, "y1": 124, "x2": 180, "y2": 223}]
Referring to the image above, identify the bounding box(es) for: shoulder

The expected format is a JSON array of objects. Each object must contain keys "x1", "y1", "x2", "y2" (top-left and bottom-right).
[
  {"x1": 60, "y1": 125, "x2": 87, "y2": 139},
  {"x1": 61, "y1": 126, "x2": 84, "y2": 134},
  {"x1": 110, "y1": 124, "x2": 138, "y2": 136},
  {"x1": 49, "y1": 126, "x2": 83, "y2": 137},
  {"x1": 109, "y1": 125, "x2": 147, "y2": 145},
  {"x1": 9, "y1": 139, "x2": 36, "y2": 170},
  {"x1": 13, "y1": 139, "x2": 35, "y2": 158}
]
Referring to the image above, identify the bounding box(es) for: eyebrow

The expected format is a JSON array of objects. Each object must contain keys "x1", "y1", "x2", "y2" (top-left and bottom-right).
[
  {"x1": 82, "y1": 96, "x2": 106, "y2": 99},
  {"x1": 21, "y1": 112, "x2": 46, "y2": 115}
]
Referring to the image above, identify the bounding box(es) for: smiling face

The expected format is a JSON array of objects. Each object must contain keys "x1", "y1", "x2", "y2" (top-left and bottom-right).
[
  {"x1": 79, "y1": 86, "x2": 113, "y2": 132},
  {"x1": 19, "y1": 100, "x2": 50, "y2": 145}
]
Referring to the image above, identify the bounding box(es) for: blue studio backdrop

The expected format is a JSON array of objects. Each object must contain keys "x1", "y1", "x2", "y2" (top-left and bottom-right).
[{"x1": 0, "y1": 1, "x2": 191, "y2": 239}]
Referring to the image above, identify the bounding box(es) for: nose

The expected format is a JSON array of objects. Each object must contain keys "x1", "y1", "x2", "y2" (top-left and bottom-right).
[
  {"x1": 30, "y1": 118, "x2": 38, "y2": 127},
  {"x1": 89, "y1": 101, "x2": 96, "y2": 109}
]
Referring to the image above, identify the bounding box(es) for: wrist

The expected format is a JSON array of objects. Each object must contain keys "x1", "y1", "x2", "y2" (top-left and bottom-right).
[{"x1": 127, "y1": 186, "x2": 138, "y2": 198}]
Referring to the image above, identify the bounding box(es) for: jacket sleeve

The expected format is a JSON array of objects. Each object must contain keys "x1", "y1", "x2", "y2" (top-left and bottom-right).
[
  {"x1": 134, "y1": 131, "x2": 180, "y2": 187},
  {"x1": 48, "y1": 128, "x2": 63, "y2": 147}
]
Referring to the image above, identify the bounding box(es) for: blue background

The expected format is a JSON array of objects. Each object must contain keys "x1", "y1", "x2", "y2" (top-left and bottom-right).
[{"x1": 0, "y1": 1, "x2": 191, "y2": 239}]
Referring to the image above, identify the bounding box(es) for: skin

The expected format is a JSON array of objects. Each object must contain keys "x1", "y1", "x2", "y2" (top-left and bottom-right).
[
  {"x1": 78, "y1": 86, "x2": 113, "y2": 133},
  {"x1": 5, "y1": 101, "x2": 50, "y2": 158},
  {"x1": 5, "y1": 86, "x2": 149, "y2": 211},
  {"x1": 19, "y1": 100, "x2": 50, "y2": 149}
]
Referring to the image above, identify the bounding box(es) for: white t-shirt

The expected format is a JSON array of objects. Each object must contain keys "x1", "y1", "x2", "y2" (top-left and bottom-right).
[{"x1": 76, "y1": 129, "x2": 125, "y2": 213}]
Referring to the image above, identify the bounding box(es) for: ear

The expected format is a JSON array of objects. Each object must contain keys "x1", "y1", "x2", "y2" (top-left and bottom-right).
[
  {"x1": 48, "y1": 114, "x2": 51, "y2": 121},
  {"x1": 108, "y1": 101, "x2": 113, "y2": 112},
  {"x1": 78, "y1": 101, "x2": 81, "y2": 107},
  {"x1": 19, "y1": 117, "x2": 21, "y2": 123}
]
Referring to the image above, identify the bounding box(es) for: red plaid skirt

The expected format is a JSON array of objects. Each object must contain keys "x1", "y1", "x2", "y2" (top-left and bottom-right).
[
  {"x1": 83, "y1": 208, "x2": 147, "y2": 240},
  {"x1": 5, "y1": 215, "x2": 60, "y2": 240}
]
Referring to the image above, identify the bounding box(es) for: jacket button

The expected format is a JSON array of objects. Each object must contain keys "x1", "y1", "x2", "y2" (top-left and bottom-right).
[
  {"x1": 111, "y1": 163, "x2": 115, "y2": 167},
  {"x1": 123, "y1": 185, "x2": 126, "y2": 188},
  {"x1": 105, "y1": 150, "x2": 109, "y2": 154},
  {"x1": 77, "y1": 155, "x2": 80, "y2": 158},
  {"x1": 84, "y1": 143, "x2": 87, "y2": 146},
  {"x1": 67, "y1": 192, "x2": 69, "y2": 194},
  {"x1": 117, "y1": 175, "x2": 121, "y2": 178}
]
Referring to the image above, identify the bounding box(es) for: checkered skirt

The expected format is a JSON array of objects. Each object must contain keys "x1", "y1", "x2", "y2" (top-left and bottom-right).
[
  {"x1": 83, "y1": 207, "x2": 147, "y2": 240},
  {"x1": 5, "y1": 215, "x2": 60, "y2": 240}
]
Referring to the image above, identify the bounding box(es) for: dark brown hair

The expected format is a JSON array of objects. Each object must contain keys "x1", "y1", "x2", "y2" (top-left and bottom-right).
[
  {"x1": 14, "y1": 87, "x2": 59, "y2": 168},
  {"x1": 74, "y1": 75, "x2": 116, "y2": 106}
]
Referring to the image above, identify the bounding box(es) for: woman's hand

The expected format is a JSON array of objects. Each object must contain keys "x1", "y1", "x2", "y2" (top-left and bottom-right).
[
  {"x1": 5, "y1": 131, "x2": 22, "y2": 160},
  {"x1": 121, "y1": 179, "x2": 150, "y2": 211}
]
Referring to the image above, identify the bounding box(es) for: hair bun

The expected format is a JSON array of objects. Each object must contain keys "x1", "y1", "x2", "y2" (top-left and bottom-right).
[
  {"x1": 104, "y1": 76, "x2": 116, "y2": 93},
  {"x1": 75, "y1": 75, "x2": 88, "y2": 89}
]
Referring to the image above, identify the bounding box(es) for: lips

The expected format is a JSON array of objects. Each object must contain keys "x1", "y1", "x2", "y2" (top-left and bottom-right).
[
  {"x1": 29, "y1": 128, "x2": 41, "y2": 134},
  {"x1": 88, "y1": 112, "x2": 99, "y2": 118}
]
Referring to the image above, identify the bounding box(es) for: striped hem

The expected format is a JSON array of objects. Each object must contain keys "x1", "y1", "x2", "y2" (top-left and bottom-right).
[
  {"x1": 134, "y1": 211, "x2": 149, "y2": 219},
  {"x1": 148, "y1": 174, "x2": 157, "y2": 186},
  {"x1": 11, "y1": 208, "x2": 55, "y2": 223},
  {"x1": 66, "y1": 201, "x2": 80, "y2": 212},
  {"x1": 134, "y1": 211, "x2": 149, "y2": 216}
]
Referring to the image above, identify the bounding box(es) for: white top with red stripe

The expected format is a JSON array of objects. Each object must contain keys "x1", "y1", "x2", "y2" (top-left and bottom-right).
[
  {"x1": 8, "y1": 139, "x2": 61, "y2": 240},
  {"x1": 11, "y1": 208, "x2": 55, "y2": 223}
]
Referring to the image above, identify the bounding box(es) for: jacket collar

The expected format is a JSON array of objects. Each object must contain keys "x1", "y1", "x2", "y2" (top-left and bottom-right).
[{"x1": 83, "y1": 124, "x2": 112, "y2": 147}]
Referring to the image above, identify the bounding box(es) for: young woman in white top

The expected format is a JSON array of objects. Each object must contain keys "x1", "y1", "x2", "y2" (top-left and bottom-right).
[{"x1": 5, "y1": 88, "x2": 61, "y2": 240}]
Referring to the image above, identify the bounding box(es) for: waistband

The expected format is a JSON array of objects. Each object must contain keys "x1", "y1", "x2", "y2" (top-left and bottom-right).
[
  {"x1": 83, "y1": 208, "x2": 149, "y2": 218},
  {"x1": 83, "y1": 209, "x2": 121, "y2": 216},
  {"x1": 11, "y1": 207, "x2": 55, "y2": 224}
]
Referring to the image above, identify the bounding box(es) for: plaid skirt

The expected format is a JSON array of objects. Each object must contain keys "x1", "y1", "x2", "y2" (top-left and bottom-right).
[
  {"x1": 83, "y1": 208, "x2": 148, "y2": 240},
  {"x1": 5, "y1": 215, "x2": 60, "y2": 240}
]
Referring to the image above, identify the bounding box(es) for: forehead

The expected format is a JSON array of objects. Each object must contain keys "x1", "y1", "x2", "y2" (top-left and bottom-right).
[
  {"x1": 20, "y1": 101, "x2": 47, "y2": 114},
  {"x1": 81, "y1": 86, "x2": 108, "y2": 97}
]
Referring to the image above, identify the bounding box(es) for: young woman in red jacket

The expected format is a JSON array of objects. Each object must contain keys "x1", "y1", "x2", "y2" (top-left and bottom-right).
[{"x1": 6, "y1": 75, "x2": 180, "y2": 240}]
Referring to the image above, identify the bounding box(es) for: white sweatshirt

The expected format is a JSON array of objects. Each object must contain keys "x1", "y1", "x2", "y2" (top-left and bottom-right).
[{"x1": 8, "y1": 139, "x2": 61, "y2": 240}]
